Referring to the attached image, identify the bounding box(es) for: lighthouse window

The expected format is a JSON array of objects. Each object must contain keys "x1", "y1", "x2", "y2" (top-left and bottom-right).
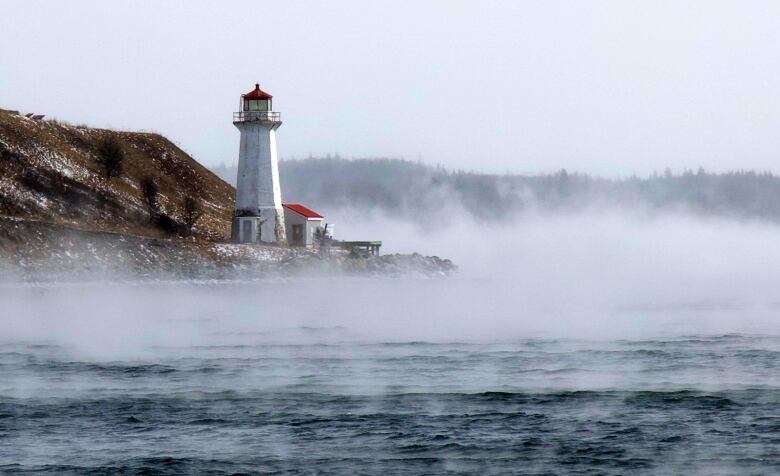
[{"x1": 245, "y1": 100, "x2": 269, "y2": 112}]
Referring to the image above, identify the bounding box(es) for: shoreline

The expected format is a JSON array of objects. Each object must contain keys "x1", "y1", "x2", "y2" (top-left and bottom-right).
[{"x1": 0, "y1": 218, "x2": 456, "y2": 281}]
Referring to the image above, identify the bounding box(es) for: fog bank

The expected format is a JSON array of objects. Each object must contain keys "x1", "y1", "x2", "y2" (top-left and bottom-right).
[{"x1": 3, "y1": 209, "x2": 780, "y2": 360}]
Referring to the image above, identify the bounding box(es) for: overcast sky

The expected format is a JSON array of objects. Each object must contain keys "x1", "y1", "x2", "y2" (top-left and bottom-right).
[{"x1": 1, "y1": 1, "x2": 779, "y2": 176}]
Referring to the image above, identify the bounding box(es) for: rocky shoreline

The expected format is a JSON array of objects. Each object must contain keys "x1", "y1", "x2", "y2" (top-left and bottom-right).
[{"x1": 0, "y1": 218, "x2": 456, "y2": 282}]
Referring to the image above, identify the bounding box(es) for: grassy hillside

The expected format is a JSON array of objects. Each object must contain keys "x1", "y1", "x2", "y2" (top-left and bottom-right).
[{"x1": 0, "y1": 108, "x2": 234, "y2": 241}]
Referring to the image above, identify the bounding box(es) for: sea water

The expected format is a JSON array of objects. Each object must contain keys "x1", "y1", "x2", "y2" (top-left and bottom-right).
[{"x1": 0, "y1": 278, "x2": 778, "y2": 474}]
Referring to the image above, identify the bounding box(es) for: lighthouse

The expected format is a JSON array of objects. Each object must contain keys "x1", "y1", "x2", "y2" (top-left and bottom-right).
[{"x1": 231, "y1": 83, "x2": 287, "y2": 244}]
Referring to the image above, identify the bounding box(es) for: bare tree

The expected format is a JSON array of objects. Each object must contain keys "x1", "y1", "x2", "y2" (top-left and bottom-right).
[
  {"x1": 182, "y1": 196, "x2": 202, "y2": 236},
  {"x1": 140, "y1": 176, "x2": 159, "y2": 223},
  {"x1": 96, "y1": 136, "x2": 125, "y2": 178}
]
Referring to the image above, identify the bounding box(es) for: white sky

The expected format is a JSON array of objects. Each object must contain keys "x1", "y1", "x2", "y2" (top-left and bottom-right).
[{"x1": 1, "y1": 1, "x2": 779, "y2": 176}]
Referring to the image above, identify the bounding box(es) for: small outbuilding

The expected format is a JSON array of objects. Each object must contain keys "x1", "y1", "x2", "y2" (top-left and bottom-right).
[{"x1": 283, "y1": 203, "x2": 325, "y2": 247}]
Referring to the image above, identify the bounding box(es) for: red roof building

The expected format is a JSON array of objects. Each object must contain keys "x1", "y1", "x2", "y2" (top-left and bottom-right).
[
  {"x1": 283, "y1": 203, "x2": 323, "y2": 219},
  {"x1": 283, "y1": 204, "x2": 325, "y2": 247}
]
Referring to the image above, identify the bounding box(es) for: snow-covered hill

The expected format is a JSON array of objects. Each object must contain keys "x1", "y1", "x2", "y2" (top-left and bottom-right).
[{"x1": 0, "y1": 108, "x2": 234, "y2": 241}]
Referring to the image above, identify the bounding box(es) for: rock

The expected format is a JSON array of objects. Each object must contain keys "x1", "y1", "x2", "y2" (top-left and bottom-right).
[{"x1": 0, "y1": 218, "x2": 456, "y2": 282}]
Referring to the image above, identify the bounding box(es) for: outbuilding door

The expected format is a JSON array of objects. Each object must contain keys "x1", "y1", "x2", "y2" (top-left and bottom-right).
[
  {"x1": 241, "y1": 219, "x2": 253, "y2": 243},
  {"x1": 291, "y1": 224, "x2": 303, "y2": 245}
]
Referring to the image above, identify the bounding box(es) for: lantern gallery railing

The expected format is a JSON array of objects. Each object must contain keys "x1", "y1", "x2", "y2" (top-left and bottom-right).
[{"x1": 233, "y1": 111, "x2": 281, "y2": 123}]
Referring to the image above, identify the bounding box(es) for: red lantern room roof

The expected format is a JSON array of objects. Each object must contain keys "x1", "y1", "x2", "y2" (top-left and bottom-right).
[{"x1": 243, "y1": 83, "x2": 273, "y2": 100}]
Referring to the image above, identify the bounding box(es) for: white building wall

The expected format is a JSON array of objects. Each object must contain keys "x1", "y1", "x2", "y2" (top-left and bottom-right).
[
  {"x1": 304, "y1": 219, "x2": 323, "y2": 247},
  {"x1": 234, "y1": 120, "x2": 286, "y2": 243},
  {"x1": 284, "y1": 211, "x2": 323, "y2": 247}
]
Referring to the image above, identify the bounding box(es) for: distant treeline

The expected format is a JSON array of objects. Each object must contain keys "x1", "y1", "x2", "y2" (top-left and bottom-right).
[{"x1": 210, "y1": 158, "x2": 780, "y2": 223}]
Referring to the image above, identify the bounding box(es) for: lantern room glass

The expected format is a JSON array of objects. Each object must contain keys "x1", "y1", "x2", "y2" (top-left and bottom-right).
[{"x1": 244, "y1": 99, "x2": 270, "y2": 112}]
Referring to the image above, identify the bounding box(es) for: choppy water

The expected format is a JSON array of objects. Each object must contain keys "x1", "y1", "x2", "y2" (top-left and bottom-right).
[
  {"x1": 1, "y1": 279, "x2": 780, "y2": 474},
  {"x1": 1, "y1": 332, "x2": 779, "y2": 474}
]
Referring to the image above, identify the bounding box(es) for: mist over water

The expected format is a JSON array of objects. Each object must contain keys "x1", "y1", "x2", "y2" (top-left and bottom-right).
[
  {"x1": 7, "y1": 209, "x2": 780, "y2": 344},
  {"x1": 2, "y1": 209, "x2": 780, "y2": 473}
]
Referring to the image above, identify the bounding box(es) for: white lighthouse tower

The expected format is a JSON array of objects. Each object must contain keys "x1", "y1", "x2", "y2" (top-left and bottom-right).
[{"x1": 231, "y1": 83, "x2": 287, "y2": 244}]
